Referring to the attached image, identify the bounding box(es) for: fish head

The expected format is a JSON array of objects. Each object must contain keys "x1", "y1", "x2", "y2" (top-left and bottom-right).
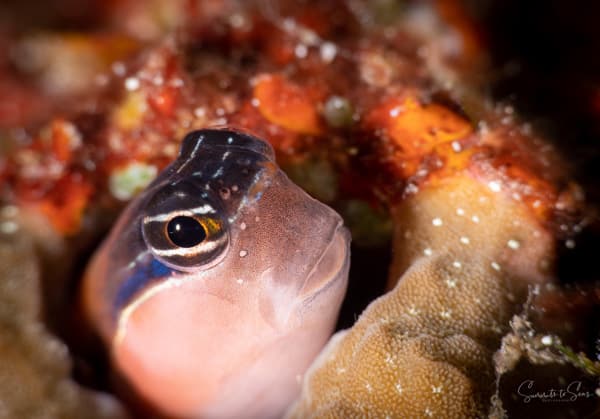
[{"x1": 82, "y1": 129, "x2": 350, "y2": 418}]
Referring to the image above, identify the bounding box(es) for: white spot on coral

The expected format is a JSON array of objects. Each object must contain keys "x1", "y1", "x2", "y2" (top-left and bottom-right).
[
  {"x1": 240, "y1": 222, "x2": 247, "y2": 231},
  {"x1": 491, "y1": 261, "x2": 501, "y2": 271},
  {"x1": 194, "y1": 107, "x2": 206, "y2": 118},
  {"x1": 337, "y1": 367, "x2": 346, "y2": 374},
  {"x1": 124, "y1": 77, "x2": 140, "y2": 91},
  {"x1": 424, "y1": 408, "x2": 433, "y2": 417},
  {"x1": 541, "y1": 335, "x2": 553, "y2": 346},
  {"x1": 507, "y1": 239, "x2": 521, "y2": 249},
  {"x1": 408, "y1": 306, "x2": 419, "y2": 316},
  {"x1": 320, "y1": 42, "x2": 337, "y2": 63},
  {"x1": 389, "y1": 106, "x2": 402, "y2": 117},
  {"x1": 0, "y1": 221, "x2": 18, "y2": 234},
  {"x1": 456, "y1": 207, "x2": 465, "y2": 216},
  {"x1": 451, "y1": 141, "x2": 462, "y2": 152},
  {"x1": 170, "y1": 78, "x2": 184, "y2": 88},
  {"x1": 294, "y1": 44, "x2": 308, "y2": 59},
  {"x1": 440, "y1": 310, "x2": 452, "y2": 319},
  {"x1": 478, "y1": 120, "x2": 489, "y2": 134},
  {"x1": 471, "y1": 215, "x2": 480, "y2": 223},
  {"x1": 385, "y1": 353, "x2": 395, "y2": 365},
  {"x1": 432, "y1": 385, "x2": 443, "y2": 394},
  {"x1": 460, "y1": 236, "x2": 470, "y2": 245},
  {"x1": 492, "y1": 325, "x2": 503, "y2": 334},
  {"x1": 239, "y1": 250, "x2": 248, "y2": 257},
  {"x1": 423, "y1": 248, "x2": 433, "y2": 256},
  {"x1": 395, "y1": 382, "x2": 403, "y2": 394},
  {"x1": 432, "y1": 217, "x2": 443, "y2": 226},
  {"x1": 229, "y1": 13, "x2": 246, "y2": 28},
  {"x1": 452, "y1": 261, "x2": 462, "y2": 269},
  {"x1": 405, "y1": 183, "x2": 419, "y2": 194},
  {"x1": 365, "y1": 382, "x2": 373, "y2": 393},
  {"x1": 152, "y1": 75, "x2": 164, "y2": 86},
  {"x1": 565, "y1": 239, "x2": 576, "y2": 249},
  {"x1": 112, "y1": 61, "x2": 126, "y2": 76},
  {"x1": 445, "y1": 278, "x2": 457, "y2": 288},
  {"x1": 236, "y1": 279, "x2": 244, "y2": 285}
]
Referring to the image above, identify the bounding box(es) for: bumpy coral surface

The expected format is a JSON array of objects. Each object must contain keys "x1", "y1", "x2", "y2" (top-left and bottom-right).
[
  {"x1": 0, "y1": 211, "x2": 127, "y2": 419},
  {"x1": 287, "y1": 175, "x2": 554, "y2": 418}
]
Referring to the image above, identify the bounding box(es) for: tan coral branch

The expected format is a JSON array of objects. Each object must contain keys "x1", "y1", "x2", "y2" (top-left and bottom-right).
[{"x1": 287, "y1": 174, "x2": 554, "y2": 418}]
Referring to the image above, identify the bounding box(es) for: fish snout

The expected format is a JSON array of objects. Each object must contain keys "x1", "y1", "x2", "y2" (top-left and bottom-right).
[{"x1": 298, "y1": 221, "x2": 350, "y2": 303}]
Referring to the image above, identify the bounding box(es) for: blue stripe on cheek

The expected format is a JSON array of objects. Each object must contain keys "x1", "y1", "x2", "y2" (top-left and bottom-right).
[{"x1": 113, "y1": 259, "x2": 172, "y2": 319}]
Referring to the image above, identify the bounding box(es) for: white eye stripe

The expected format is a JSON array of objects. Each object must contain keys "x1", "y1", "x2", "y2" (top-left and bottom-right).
[
  {"x1": 148, "y1": 234, "x2": 227, "y2": 256},
  {"x1": 143, "y1": 204, "x2": 215, "y2": 223}
]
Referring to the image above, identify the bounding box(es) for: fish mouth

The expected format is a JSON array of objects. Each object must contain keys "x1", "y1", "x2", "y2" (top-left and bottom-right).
[{"x1": 298, "y1": 221, "x2": 351, "y2": 302}]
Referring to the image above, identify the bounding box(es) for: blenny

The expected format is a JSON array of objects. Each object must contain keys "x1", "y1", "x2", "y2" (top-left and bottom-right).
[{"x1": 82, "y1": 129, "x2": 351, "y2": 418}]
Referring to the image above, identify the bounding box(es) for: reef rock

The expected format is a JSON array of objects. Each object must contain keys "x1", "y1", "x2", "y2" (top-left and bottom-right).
[{"x1": 0, "y1": 212, "x2": 127, "y2": 419}]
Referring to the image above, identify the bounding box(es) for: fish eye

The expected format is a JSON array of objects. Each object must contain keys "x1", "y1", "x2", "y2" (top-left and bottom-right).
[
  {"x1": 166, "y1": 216, "x2": 207, "y2": 248},
  {"x1": 141, "y1": 184, "x2": 230, "y2": 271}
]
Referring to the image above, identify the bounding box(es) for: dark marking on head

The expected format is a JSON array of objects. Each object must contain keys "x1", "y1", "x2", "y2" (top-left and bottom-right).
[{"x1": 179, "y1": 129, "x2": 275, "y2": 163}]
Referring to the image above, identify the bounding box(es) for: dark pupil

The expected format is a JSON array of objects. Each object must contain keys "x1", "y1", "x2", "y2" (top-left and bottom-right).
[{"x1": 166, "y1": 216, "x2": 207, "y2": 248}]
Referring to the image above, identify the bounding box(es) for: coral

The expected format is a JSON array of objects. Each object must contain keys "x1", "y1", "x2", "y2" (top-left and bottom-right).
[
  {"x1": 287, "y1": 174, "x2": 554, "y2": 418},
  {"x1": 0, "y1": 210, "x2": 127, "y2": 419}
]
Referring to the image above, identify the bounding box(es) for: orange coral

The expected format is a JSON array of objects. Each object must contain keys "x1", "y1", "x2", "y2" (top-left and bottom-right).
[
  {"x1": 365, "y1": 96, "x2": 474, "y2": 178},
  {"x1": 253, "y1": 74, "x2": 323, "y2": 136},
  {"x1": 33, "y1": 174, "x2": 93, "y2": 235},
  {"x1": 49, "y1": 119, "x2": 81, "y2": 164}
]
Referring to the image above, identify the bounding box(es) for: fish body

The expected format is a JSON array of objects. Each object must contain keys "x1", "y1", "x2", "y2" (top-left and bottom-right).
[{"x1": 83, "y1": 129, "x2": 350, "y2": 418}]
